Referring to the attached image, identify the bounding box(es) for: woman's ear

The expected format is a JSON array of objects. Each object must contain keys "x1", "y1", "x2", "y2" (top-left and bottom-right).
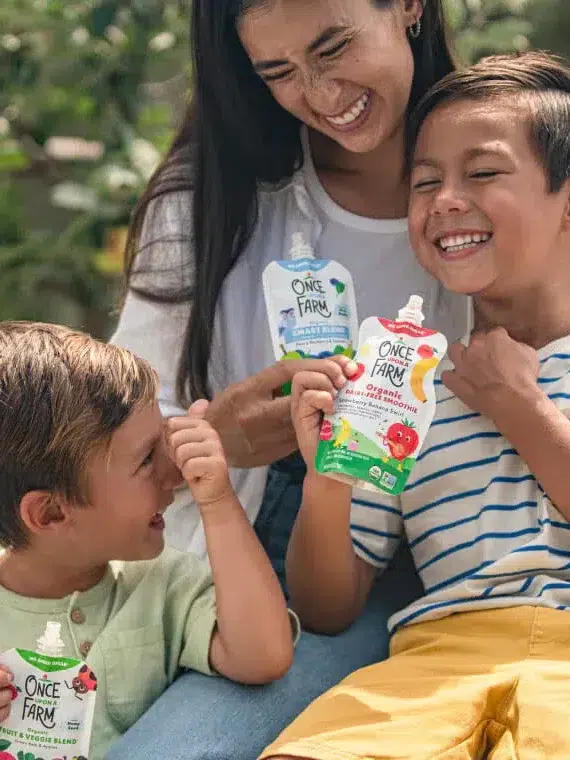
[
  {"x1": 19, "y1": 491, "x2": 70, "y2": 539},
  {"x1": 402, "y1": 0, "x2": 424, "y2": 27}
]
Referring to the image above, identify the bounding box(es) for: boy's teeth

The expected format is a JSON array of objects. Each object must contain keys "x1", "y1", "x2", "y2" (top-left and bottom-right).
[
  {"x1": 327, "y1": 93, "x2": 369, "y2": 126},
  {"x1": 438, "y1": 232, "x2": 491, "y2": 253}
]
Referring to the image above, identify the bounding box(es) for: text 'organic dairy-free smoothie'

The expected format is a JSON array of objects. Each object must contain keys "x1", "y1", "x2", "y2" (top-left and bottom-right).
[{"x1": 315, "y1": 296, "x2": 447, "y2": 495}]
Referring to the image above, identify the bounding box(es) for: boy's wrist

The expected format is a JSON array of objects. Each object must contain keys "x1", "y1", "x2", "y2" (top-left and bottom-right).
[
  {"x1": 303, "y1": 469, "x2": 352, "y2": 501},
  {"x1": 489, "y1": 382, "x2": 546, "y2": 436},
  {"x1": 194, "y1": 482, "x2": 240, "y2": 520}
]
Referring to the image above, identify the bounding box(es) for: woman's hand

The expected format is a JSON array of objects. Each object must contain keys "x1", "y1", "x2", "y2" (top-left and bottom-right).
[{"x1": 205, "y1": 359, "x2": 354, "y2": 469}]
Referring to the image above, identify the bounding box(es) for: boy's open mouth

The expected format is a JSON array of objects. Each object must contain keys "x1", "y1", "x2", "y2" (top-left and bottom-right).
[
  {"x1": 436, "y1": 232, "x2": 492, "y2": 258},
  {"x1": 149, "y1": 512, "x2": 165, "y2": 530}
]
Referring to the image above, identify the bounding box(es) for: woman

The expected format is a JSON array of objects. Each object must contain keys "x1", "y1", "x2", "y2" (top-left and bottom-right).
[{"x1": 108, "y1": 1, "x2": 469, "y2": 758}]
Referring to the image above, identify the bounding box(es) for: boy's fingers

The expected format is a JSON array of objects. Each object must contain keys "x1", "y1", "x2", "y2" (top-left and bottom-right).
[
  {"x1": 298, "y1": 390, "x2": 335, "y2": 417},
  {"x1": 165, "y1": 416, "x2": 197, "y2": 432},
  {"x1": 173, "y1": 440, "x2": 223, "y2": 468},
  {"x1": 292, "y1": 371, "x2": 336, "y2": 400},
  {"x1": 0, "y1": 668, "x2": 12, "y2": 685},
  {"x1": 167, "y1": 426, "x2": 218, "y2": 452},
  {"x1": 187, "y1": 399, "x2": 210, "y2": 420}
]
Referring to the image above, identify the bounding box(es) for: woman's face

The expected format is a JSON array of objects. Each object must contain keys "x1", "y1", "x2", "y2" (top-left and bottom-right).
[{"x1": 238, "y1": 0, "x2": 421, "y2": 154}]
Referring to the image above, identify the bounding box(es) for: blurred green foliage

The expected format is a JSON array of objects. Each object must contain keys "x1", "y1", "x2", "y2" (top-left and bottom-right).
[
  {"x1": 1, "y1": 0, "x2": 568, "y2": 337},
  {"x1": 1, "y1": 0, "x2": 188, "y2": 335}
]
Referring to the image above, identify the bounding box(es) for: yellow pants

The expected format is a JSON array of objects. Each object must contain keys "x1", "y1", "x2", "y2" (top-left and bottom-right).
[{"x1": 260, "y1": 606, "x2": 570, "y2": 760}]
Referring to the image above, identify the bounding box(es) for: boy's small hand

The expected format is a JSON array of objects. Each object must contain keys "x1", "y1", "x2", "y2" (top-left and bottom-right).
[
  {"x1": 166, "y1": 400, "x2": 233, "y2": 510},
  {"x1": 0, "y1": 665, "x2": 14, "y2": 723},
  {"x1": 442, "y1": 327, "x2": 541, "y2": 420},
  {"x1": 291, "y1": 357, "x2": 357, "y2": 467}
]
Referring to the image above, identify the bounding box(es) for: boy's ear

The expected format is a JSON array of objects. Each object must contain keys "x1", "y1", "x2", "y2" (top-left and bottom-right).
[
  {"x1": 562, "y1": 181, "x2": 570, "y2": 232},
  {"x1": 19, "y1": 491, "x2": 71, "y2": 538}
]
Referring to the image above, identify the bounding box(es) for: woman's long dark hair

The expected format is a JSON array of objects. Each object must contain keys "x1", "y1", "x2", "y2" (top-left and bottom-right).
[{"x1": 125, "y1": 0, "x2": 456, "y2": 404}]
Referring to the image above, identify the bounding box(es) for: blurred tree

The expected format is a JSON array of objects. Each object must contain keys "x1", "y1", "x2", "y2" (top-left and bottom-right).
[
  {"x1": 526, "y1": 0, "x2": 570, "y2": 60},
  {"x1": 0, "y1": 0, "x2": 189, "y2": 337},
  {"x1": 444, "y1": 0, "x2": 533, "y2": 63}
]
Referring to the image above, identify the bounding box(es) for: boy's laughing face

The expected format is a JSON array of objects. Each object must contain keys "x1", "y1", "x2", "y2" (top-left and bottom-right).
[
  {"x1": 408, "y1": 96, "x2": 570, "y2": 299},
  {"x1": 74, "y1": 400, "x2": 183, "y2": 564}
]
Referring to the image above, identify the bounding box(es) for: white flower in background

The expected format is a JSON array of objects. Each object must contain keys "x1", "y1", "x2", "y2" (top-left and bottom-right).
[
  {"x1": 149, "y1": 31, "x2": 176, "y2": 52},
  {"x1": 45, "y1": 137, "x2": 104, "y2": 161},
  {"x1": 2, "y1": 35, "x2": 21, "y2": 52},
  {"x1": 105, "y1": 25, "x2": 127, "y2": 46},
  {"x1": 101, "y1": 165, "x2": 140, "y2": 192},
  {"x1": 0, "y1": 117, "x2": 10, "y2": 138},
  {"x1": 128, "y1": 138, "x2": 161, "y2": 181},
  {"x1": 71, "y1": 27, "x2": 90, "y2": 47}
]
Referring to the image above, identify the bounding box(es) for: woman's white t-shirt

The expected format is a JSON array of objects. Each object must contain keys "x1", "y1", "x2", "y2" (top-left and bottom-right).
[{"x1": 111, "y1": 134, "x2": 470, "y2": 559}]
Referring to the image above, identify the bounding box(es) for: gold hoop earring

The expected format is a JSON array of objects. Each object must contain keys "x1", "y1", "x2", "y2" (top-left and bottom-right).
[{"x1": 409, "y1": 18, "x2": 421, "y2": 40}]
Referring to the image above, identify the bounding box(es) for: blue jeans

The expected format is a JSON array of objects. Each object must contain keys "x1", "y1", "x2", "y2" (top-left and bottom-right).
[{"x1": 106, "y1": 456, "x2": 422, "y2": 760}]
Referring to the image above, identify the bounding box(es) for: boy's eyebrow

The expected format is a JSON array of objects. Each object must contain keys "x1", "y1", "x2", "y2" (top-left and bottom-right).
[
  {"x1": 412, "y1": 145, "x2": 511, "y2": 169},
  {"x1": 253, "y1": 25, "x2": 349, "y2": 72},
  {"x1": 132, "y1": 433, "x2": 161, "y2": 461}
]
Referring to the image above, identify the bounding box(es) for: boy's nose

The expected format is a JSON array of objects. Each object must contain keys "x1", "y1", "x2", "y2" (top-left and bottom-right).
[
  {"x1": 161, "y1": 457, "x2": 184, "y2": 490},
  {"x1": 432, "y1": 186, "x2": 471, "y2": 215},
  {"x1": 156, "y1": 441, "x2": 184, "y2": 490}
]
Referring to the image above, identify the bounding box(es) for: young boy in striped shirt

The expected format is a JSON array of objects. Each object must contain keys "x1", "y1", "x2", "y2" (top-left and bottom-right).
[{"x1": 261, "y1": 51, "x2": 570, "y2": 760}]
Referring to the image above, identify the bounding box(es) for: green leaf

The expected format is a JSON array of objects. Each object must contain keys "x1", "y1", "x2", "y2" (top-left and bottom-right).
[
  {"x1": 0, "y1": 739, "x2": 12, "y2": 751},
  {"x1": 0, "y1": 141, "x2": 30, "y2": 172}
]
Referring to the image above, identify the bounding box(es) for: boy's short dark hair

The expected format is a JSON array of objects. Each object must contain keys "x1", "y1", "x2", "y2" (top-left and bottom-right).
[
  {"x1": 407, "y1": 51, "x2": 570, "y2": 192},
  {"x1": 0, "y1": 322, "x2": 158, "y2": 549}
]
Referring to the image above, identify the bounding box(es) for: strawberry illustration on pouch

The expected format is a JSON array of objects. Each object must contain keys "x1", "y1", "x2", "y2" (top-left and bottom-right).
[
  {"x1": 383, "y1": 420, "x2": 419, "y2": 469},
  {"x1": 348, "y1": 363, "x2": 366, "y2": 382},
  {"x1": 319, "y1": 420, "x2": 333, "y2": 441}
]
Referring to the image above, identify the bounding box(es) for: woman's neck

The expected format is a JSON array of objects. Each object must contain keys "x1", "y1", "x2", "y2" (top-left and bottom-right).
[
  {"x1": 473, "y1": 278, "x2": 570, "y2": 349},
  {"x1": 308, "y1": 125, "x2": 409, "y2": 220},
  {"x1": 0, "y1": 548, "x2": 107, "y2": 599}
]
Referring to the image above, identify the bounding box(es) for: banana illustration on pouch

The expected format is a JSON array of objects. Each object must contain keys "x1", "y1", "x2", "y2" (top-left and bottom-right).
[{"x1": 410, "y1": 356, "x2": 439, "y2": 403}]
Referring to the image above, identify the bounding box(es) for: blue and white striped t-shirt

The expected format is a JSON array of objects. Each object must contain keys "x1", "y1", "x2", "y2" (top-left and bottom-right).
[{"x1": 350, "y1": 334, "x2": 570, "y2": 634}]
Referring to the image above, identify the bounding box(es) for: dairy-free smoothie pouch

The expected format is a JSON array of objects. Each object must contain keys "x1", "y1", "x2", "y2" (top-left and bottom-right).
[
  {"x1": 0, "y1": 622, "x2": 97, "y2": 760},
  {"x1": 263, "y1": 233, "x2": 359, "y2": 394},
  {"x1": 315, "y1": 296, "x2": 448, "y2": 495}
]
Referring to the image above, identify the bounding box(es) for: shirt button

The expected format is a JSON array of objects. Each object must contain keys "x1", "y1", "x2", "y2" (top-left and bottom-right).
[
  {"x1": 70, "y1": 608, "x2": 85, "y2": 625},
  {"x1": 79, "y1": 640, "x2": 92, "y2": 657}
]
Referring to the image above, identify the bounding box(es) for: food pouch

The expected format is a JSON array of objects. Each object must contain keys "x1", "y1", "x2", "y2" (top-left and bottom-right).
[
  {"x1": 0, "y1": 622, "x2": 97, "y2": 760},
  {"x1": 263, "y1": 233, "x2": 359, "y2": 368},
  {"x1": 315, "y1": 295, "x2": 447, "y2": 495}
]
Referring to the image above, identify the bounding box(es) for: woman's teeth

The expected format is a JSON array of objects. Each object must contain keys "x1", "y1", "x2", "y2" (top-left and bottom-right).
[
  {"x1": 438, "y1": 232, "x2": 491, "y2": 253},
  {"x1": 326, "y1": 93, "x2": 370, "y2": 127}
]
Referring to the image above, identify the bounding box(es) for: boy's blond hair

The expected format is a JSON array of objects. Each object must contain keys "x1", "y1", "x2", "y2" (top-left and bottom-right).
[{"x1": 0, "y1": 321, "x2": 158, "y2": 549}]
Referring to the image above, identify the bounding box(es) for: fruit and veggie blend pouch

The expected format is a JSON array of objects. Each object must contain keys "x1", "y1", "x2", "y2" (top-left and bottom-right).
[
  {"x1": 0, "y1": 623, "x2": 96, "y2": 760},
  {"x1": 315, "y1": 296, "x2": 448, "y2": 495},
  {"x1": 263, "y1": 233, "x2": 359, "y2": 374}
]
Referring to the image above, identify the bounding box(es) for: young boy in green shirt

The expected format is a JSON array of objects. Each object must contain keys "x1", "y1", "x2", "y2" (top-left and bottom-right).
[{"x1": 0, "y1": 321, "x2": 297, "y2": 759}]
